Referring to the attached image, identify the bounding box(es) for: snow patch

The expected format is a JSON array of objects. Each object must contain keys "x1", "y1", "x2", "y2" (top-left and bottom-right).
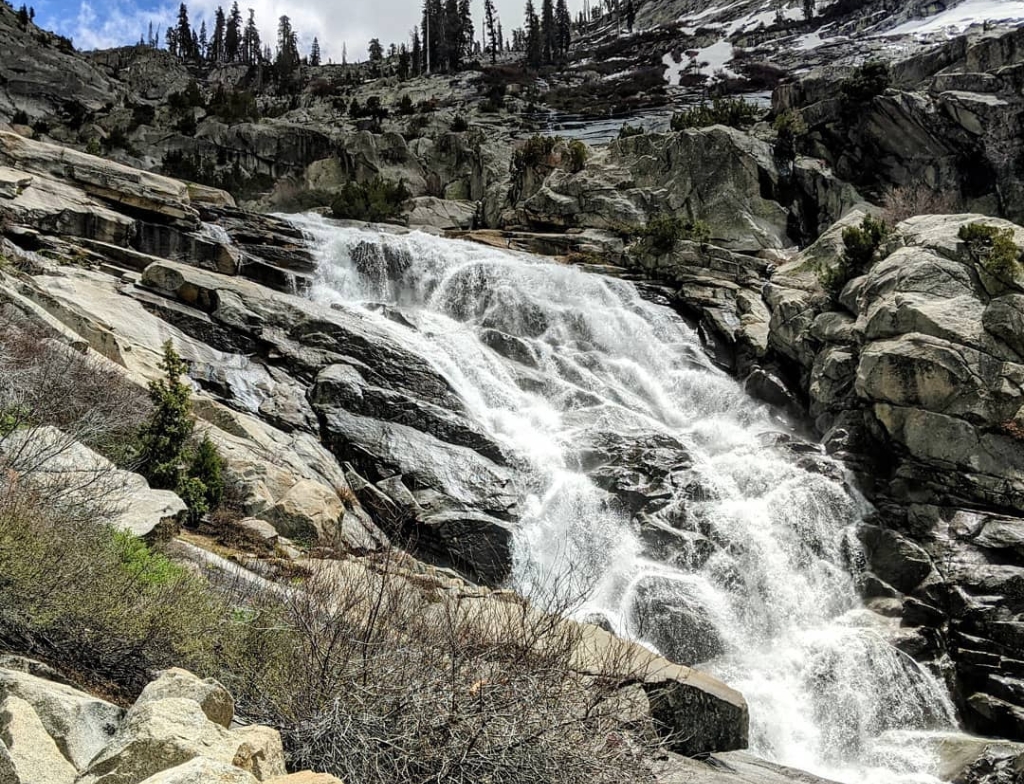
[
  {"x1": 885, "y1": 0, "x2": 1024, "y2": 36},
  {"x1": 662, "y1": 38, "x2": 738, "y2": 86}
]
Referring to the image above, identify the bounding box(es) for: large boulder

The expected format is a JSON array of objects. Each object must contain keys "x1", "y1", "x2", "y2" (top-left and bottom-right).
[
  {"x1": 0, "y1": 667, "x2": 123, "y2": 770},
  {"x1": 79, "y1": 697, "x2": 285, "y2": 784},
  {"x1": 0, "y1": 695, "x2": 77, "y2": 784},
  {"x1": 0, "y1": 426, "x2": 186, "y2": 540},
  {"x1": 135, "y1": 758, "x2": 259, "y2": 784},
  {"x1": 133, "y1": 669, "x2": 234, "y2": 729}
]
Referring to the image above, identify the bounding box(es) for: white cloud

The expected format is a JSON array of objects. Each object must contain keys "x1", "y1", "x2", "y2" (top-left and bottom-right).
[{"x1": 45, "y1": 0, "x2": 549, "y2": 63}]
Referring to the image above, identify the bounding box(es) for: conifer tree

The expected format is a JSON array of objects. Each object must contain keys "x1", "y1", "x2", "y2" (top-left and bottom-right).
[
  {"x1": 625, "y1": 0, "x2": 635, "y2": 30},
  {"x1": 210, "y1": 7, "x2": 225, "y2": 62},
  {"x1": 555, "y1": 0, "x2": 571, "y2": 55},
  {"x1": 176, "y1": 3, "x2": 194, "y2": 60},
  {"x1": 368, "y1": 37, "x2": 384, "y2": 74},
  {"x1": 198, "y1": 20, "x2": 208, "y2": 59},
  {"x1": 484, "y1": 0, "x2": 498, "y2": 63},
  {"x1": 444, "y1": 0, "x2": 461, "y2": 70},
  {"x1": 225, "y1": 1, "x2": 242, "y2": 61},
  {"x1": 243, "y1": 9, "x2": 260, "y2": 64},
  {"x1": 458, "y1": 0, "x2": 474, "y2": 62},
  {"x1": 275, "y1": 15, "x2": 300, "y2": 75},
  {"x1": 541, "y1": 0, "x2": 554, "y2": 63},
  {"x1": 411, "y1": 26, "x2": 422, "y2": 75},
  {"x1": 310, "y1": 36, "x2": 321, "y2": 66},
  {"x1": 525, "y1": 0, "x2": 541, "y2": 66}
]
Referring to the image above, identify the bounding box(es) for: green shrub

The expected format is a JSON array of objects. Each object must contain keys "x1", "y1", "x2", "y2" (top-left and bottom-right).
[
  {"x1": 773, "y1": 109, "x2": 807, "y2": 162},
  {"x1": 111, "y1": 530, "x2": 185, "y2": 587},
  {"x1": 636, "y1": 213, "x2": 712, "y2": 254},
  {"x1": 511, "y1": 135, "x2": 559, "y2": 175},
  {"x1": 566, "y1": 139, "x2": 588, "y2": 173},
  {"x1": 670, "y1": 97, "x2": 763, "y2": 131},
  {"x1": 818, "y1": 215, "x2": 889, "y2": 296},
  {"x1": 85, "y1": 137, "x2": 101, "y2": 156},
  {"x1": 959, "y1": 222, "x2": 1022, "y2": 280},
  {"x1": 396, "y1": 95, "x2": 415, "y2": 115},
  {"x1": 190, "y1": 435, "x2": 224, "y2": 510},
  {"x1": 207, "y1": 87, "x2": 258, "y2": 123},
  {"x1": 168, "y1": 81, "x2": 203, "y2": 114},
  {"x1": 11, "y1": 109, "x2": 28, "y2": 125},
  {"x1": 330, "y1": 177, "x2": 411, "y2": 223},
  {"x1": 450, "y1": 114, "x2": 469, "y2": 132},
  {"x1": 617, "y1": 123, "x2": 645, "y2": 139},
  {"x1": 840, "y1": 61, "x2": 890, "y2": 115}
]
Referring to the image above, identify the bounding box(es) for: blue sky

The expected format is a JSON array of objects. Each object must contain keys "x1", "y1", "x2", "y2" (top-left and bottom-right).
[{"x1": 31, "y1": 0, "x2": 541, "y2": 62}]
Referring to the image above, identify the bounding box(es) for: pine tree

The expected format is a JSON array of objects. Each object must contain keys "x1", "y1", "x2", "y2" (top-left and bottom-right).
[
  {"x1": 225, "y1": 0, "x2": 242, "y2": 61},
  {"x1": 310, "y1": 36, "x2": 321, "y2": 66},
  {"x1": 497, "y1": 20, "x2": 504, "y2": 51},
  {"x1": 458, "y1": 0, "x2": 474, "y2": 63},
  {"x1": 275, "y1": 15, "x2": 300, "y2": 75},
  {"x1": 625, "y1": 0, "x2": 635, "y2": 30},
  {"x1": 397, "y1": 43, "x2": 410, "y2": 79},
  {"x1": 525, "y1": 0, "x2": 541, "y2": 66},
  {"x1": 176, "y1": 3, "x2": 194, "y2": 60},
  {"x1": 147, "y1": 20, "x2": 156, "y2": 47},
  {"x1": 540, "y1": 0, "x2": 554, "y2": 63},
  {"x1": 555, "y1": 0, "x2": 571, "y2": 54},
  {"x1": 444, "y1": 0, "x2": 460, "y2": 70},
  {"x1": 210, "y1": 6, "x2": 225, "y2": 62},
  {"x1": 411, "y1": 26, "x2": 422, "y2": 75},
  {"x1": 166, "y1": 26, "x2": 178, "y2": 56},
  {"x1": 198, "y1": 20, "x2": 208, "y2": 59},
  {"x1": 243, "y1": 9, "x2": 260, "y2": 64},
  {"x1": 368, "y1": 37, "x2": 384, "y2": 75},
  {"x1": 484, "y1": 0, "x2": 498, "y2": 63}
]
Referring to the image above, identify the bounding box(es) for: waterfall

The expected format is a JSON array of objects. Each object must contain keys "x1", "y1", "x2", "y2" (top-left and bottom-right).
[{"x1": 291, "y1": 215, "x2": 961, "y2": 784}]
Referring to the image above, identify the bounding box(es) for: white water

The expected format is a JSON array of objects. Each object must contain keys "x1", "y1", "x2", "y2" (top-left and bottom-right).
[{"x1": 292, "y1": 215, "x2": 960, "y2": 783}]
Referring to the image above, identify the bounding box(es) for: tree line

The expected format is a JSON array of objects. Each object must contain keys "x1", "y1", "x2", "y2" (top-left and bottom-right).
[{"x1": 142, "y1": 3, "x2": 322, "y2": 76}]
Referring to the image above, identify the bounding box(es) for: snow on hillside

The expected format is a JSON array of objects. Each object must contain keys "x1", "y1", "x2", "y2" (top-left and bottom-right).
[{"x1": 886, "y1": 0, "x2": 1024, "y2": 36}]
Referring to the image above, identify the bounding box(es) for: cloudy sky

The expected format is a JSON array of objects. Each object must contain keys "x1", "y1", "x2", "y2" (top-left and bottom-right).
[{"x1": 31, "y1": 0, "x2": 546, "y2": 62}]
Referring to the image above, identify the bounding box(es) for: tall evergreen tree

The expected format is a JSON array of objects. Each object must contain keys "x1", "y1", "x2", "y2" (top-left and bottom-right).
[
  {"x1": 444, "y1": 0, "x2": 460, "y2": 70},
  {"x1": 497, "y1": 20, "x2": 504, "y2": 51},
  {"x1": 458, "y1": 0, "x2": 474, "y2": 62},
  {"x1": 310, "y1": 37, "x2": 321, "y2": 66},
  {"x1": 484, "y1": 0, "x2": 498, "y2": 63},
  {"x1": 210, "y1": 6, "x2": 225, "y2": 62},
  {"x1": 368, "y1": 37, "x2": 384, "y2": 74},
  {"x1": 411, "y1": 26, "x2": 422, "y2": 75},
  {"x1": 175, "y1": 3, "x2": 194, "y2": 60},
  {"x1": 397, "y1": 43, "x2": 410, "y2": 79},
  {"x1": 540, "y1": 0, "x2": 554, "y2": 63},
  {"x1": 625, "y1": 0, "x2": 635, "y2": 30},
  {"x1": 525, "y1": 0, "x2": 541, "y2": 66},
  {"x1": 198, "y1": 20, "x2": 208, "y2": 59},
  {"x1": 225, "y1": 1, "x2": 242, "y2": 61},
  {"x1": 555, "y1": 0, "x2": 571, "y2": 55},
  {"x1": 275, "y1": 15, "x2": 300, "y2": 75},
  {"x1": 243, "y1": 9, "x2": 260, "y2": 64},
  {"x1": 165, "y1": 26, "x2": 178, "y2": 56}
]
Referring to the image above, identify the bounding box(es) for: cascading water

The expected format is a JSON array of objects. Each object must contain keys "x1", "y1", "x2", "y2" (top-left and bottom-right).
[{"x1": 291, "y1": 214, "x2": 964, "y2": 783}]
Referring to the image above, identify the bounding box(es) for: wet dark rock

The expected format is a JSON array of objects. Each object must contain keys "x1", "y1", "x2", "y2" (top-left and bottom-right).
[{"x1": 629, "y1": 576, "x2": 725, "y2": 666}]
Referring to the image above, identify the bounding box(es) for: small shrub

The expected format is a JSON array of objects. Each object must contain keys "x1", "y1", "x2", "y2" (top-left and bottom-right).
[
  {"x1": 168, "y1": 81, "x2": 203, "y2": 115},
  {"x1": 773, "y1": 109, "x2": 807, "y2": 163},
  {"x1": 959, "y1": 222, "x2": 1022, "y2": 280},
  {"x1": 511, "y1": 135, "x2": 559, "y2": 175},
  {"x1": 130, "y1": 103, "x2": 156, "y2": 129},
  {"x1": 330, "y1": 177, "x2": 411, "y2": 223},
  {"x1": 103, "y1": 127, "x2": 132, "y2": 153},
  {"x1": 176, "y1": 112, "x2": 198, "y2": 135},
  {"x1": 880, "y1": 185, "x2": 958, "y2": 224},
  {"x1": 112, "y1": 530, "x2": 185, "y2": 587},
  {"x1": 566, "y1": 139, "x2": 588, "y2": 173},
  {"x1": 840, "y1": 61, "x2": 890, "y2": 115},
  {"x1": 190, "y1": 435, "x2": 224, "y2": 510},
  {"x1": 671, "y1": 96, "x2": 763, "y2": 131},
  {"x1": 11, "y1": 109, "x2": 29, "y2": 125},
  {"x1": 85, "y1": 137, "x2": 101, "y2": 156},
  {"x1": 450, "y1": 114, "x2": 469, "y2": 132},
  {"x1": 818, "y1": 215, "x2": 889, "y2": 296},
  {"x1": 396, "y1": 94, "x2": 415, "y2": 115},
  {"x1": 618, "y1": 123, "x2": 645, "y2": 139},
  {"x1": 636, "y1": 213, "x2": 712, "y2": 254}
]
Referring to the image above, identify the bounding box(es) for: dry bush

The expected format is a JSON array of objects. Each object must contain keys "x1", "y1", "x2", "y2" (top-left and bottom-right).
[
  {"x1": 0, "y1": 314, "x2": 149, "y2": 471},
  {"x1": 223, "y1": 552, "x2": 659, "y2": 784},
  {"x1": 880, "y1": 184, "x2": 959, "y2": 224}
]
